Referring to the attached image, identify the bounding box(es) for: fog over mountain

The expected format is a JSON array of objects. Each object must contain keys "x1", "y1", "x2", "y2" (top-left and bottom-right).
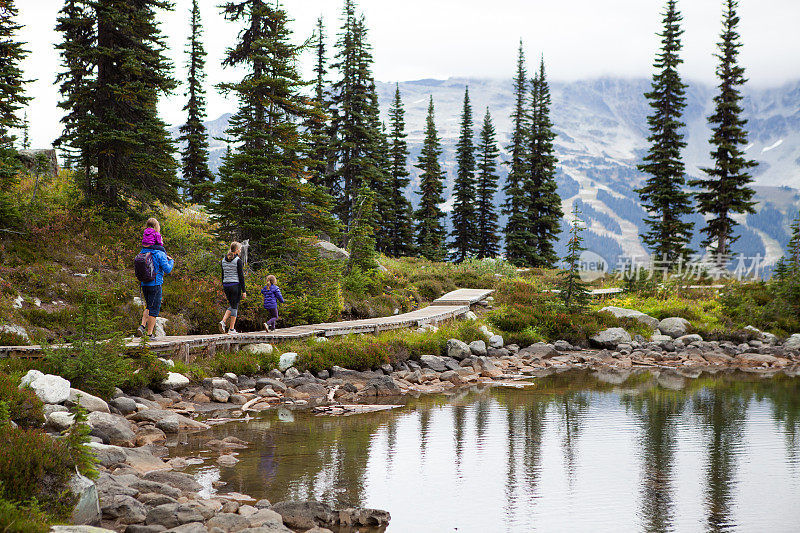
[{"x1": 176, "y1": 77, "x2": 800, "y2": 267}]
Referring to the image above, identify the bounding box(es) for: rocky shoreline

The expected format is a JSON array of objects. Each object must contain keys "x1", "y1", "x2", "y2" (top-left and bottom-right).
[{"x1": 21, "y1": 317, "x2": 800, "y2": 533}]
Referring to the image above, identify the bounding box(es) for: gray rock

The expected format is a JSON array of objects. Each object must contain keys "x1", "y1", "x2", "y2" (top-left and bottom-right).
[
  {"x1": 784, "y1": 334, "x2": 800, "y2": 351},
  {"x1": 70, "y1": 473, "x2": 101, "y2": 525},
  {"x1": 67, "y1": 389, "x2": 110, "y2": 413},
  {"x1": 361, "y1": 376, "x2": 400, "y2": 396},
  {"x1": 446, "y1": 339, "x2": 471, "y2": 360},
  {"x1": 128, "y1": 409, "x2": 210, "y2": 433},
  {"x1": 590, "y1": 328, "x2": 632, "y2": 348},
  {"x1": 51, "y1": 528, "x2": 117, "y2": 533},
  {"x1": 0, "y1": 323, "x2": 29, "y2": 343},
  {"x1": 47, "y1": 410, "x2": 76, "y2": 430},
  {"x1": 205, "y1": 378, "x2": 237, "y2": 394},
  {"x1": 284, "y1": 367, "x2": 301, "y2": 379},
  {"x1": 246, "y1": 509, "x2": 287, "y2": 529},
  {"x1": 488, "y1": 334, "x2": 504, "y2": 348},
  {"x1": 278, "y1": 353, "x2": 298, "y2": 371},
  {"x1": 206, "y1": 513, "x2": 250, "y2": 532},
  {"x1": 162, "y1": 524, "x2": 207, "y2": 533},
  {"x1": 658, "y1": 317, "x2": 691, "y2": 338},
  {"x1": 295, "y1": 383, "x2": 327, "y2": 398},
  {"x1": 553, "y1": 340, "x2": 572, "y2": 352},
  {"x1": 468, "y1": 340, "x2": 487, "y2": 356},
  {"x1": 316, "y1": 370, "x2": 330, "y2": 380},
  {"x1": 20, "y1": 370, "x2": 70, "y2": 404},
  {"x1": 223, "y1": 372, "x2": 238, "y2": 384},
  {"x1": 243, "y1": 343, "x2": 274, "y2": 355},
  {"x1": 159, "y1": 373, "x2": 191, "y2": 391},
  {"x1": 676, "y1": 334, "x2": 703, "y2": 344},
  {"x1": 256, "y1": 378, "x2": 287, "y2": 393},
  {"x1": 43, "y1": 403, "x2": 69, "y2": 416},
  {"x1": 125, "y1": 526, "x2": 167, "y2": 533},
  {"x1": 337, "y1": 507, "x2": 391, "y2": 527},
  {"x1": 145, "y1": 504, "x2": 205, "y2": 529},
  {"x1": 212, "y1": 389, "x2": 230, "y2": 403},
  {"x1": 651, "y1": 334, "x2": 673, "y2": 343},
  {"x1": 88, "y1": 412, "x2": 136, "y2": 446},
  {"x1": 520, "y1": 343, "x2": 559, "y2": 359},
  {"x1": 440, "y1": 356, "x2": 461, "y2": 371},
  {"x1": 599, "y1": 306, "x2": 659, "y2": 329},
  {"x1": 313, "y1": 240, "x2": 350, "y2": 261},
  {"x1": 269, "y1": 501, "x2": 336, "y2": 530},
  {"x1": 419, "y1": 355, "x2": 447, "y2": 372},
  {"x1": 142, "y1": 471, "x2": 202, "y2": 493},
  {"x1": 102, "y1": 495, "x2": 147, "y2": 524}
]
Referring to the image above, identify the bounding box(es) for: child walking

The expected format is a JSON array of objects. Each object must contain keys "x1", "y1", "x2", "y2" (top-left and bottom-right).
[{"x1": 261, "y1": 275, "x2": 284, "y2": 331}]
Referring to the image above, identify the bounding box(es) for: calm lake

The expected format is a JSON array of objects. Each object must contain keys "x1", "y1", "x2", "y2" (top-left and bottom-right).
[{"x1": 172, "y1": 369, "x2": 800, "y2": 532}]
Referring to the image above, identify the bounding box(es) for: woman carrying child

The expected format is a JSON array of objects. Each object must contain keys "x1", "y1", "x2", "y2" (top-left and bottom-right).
[
  {"x1": 261, "y1": 275, "x2": 284, "y2": 331},
  {"x1": 219, "y1": 242, "x2": 246, "y2": 334}
]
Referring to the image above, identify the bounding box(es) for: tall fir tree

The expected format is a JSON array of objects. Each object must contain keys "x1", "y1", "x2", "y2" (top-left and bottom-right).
[
  {"x1": 345, "y1": 184, "x2": 378, "y2": 274},
  {"x1": 414, "y1": 97, "x2": 447, "y2": 261},
  {"x1": 211, "y1": 0, "x2": 336, "y2": 259},
  {"x1": 386, "y1": 84, "x2": 415, "y2": 257},
  {"x1": 503, "y1": 41, "x2": 532, "y2": 265},
  {"x1": 524, "y1": 58, "x2": 563, "y2": 267},
  {"x1": 636, "y1": 0, "x2": 693, "y2": 263},
  {"x1": 330, "y1": 1, "x2": 385, "y2": 231},
  {"x1": 475, "y1": 108, "x2": 501, "y2": 259},
  {"x1": 689, "y1": 0, "x2": 757, "y2": 257},
  {"x1": 450, "y1": 86, "x2": 477, "y2": 262},
  {"x1": 308, "y1": 16, "x2": 332, "y2": 192},
  {"x1": 179, "y1": 0, "x2": 213, "y2": 205},
  {"x1": 0, "y1": 0, "x2": 29, "y2": 225},
  {"x1": 558, "y1": 204, "x2": 590, "y2": 311},
  {"x1": 775, "y1": 210, "x2": 800, "y2": 279},
  {"x1": 55, "y1": 0, "x2": 179, "y2": 209}
]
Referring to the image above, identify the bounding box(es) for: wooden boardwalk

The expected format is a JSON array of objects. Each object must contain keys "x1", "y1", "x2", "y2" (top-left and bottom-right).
[{"x1": 0, "y1": 288, "x2": 494, "y2": 360}]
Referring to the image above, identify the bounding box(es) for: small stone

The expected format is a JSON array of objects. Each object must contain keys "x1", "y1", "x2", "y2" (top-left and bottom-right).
[
  {"x1": 446, "y1": 339, "x2": 471, "y2": 360},
  {"x1": 223, "y1": 373, "x2": 238, "y2": 383},
  {"x1": 284, "y1": 367, "x2": 300, "y2": 379},
  {"x1": 212, "y1": 389, "x2": 230, "y2": 403}
]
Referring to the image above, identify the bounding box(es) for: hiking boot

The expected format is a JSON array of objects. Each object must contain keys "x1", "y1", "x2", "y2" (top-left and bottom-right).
[
  {"x1": 135, "y1": 325, "x2": 146, "y2": 337},
  {"x1": 228, "y1": 329, "x2": 238, "y2": 335},
  {"x1": 218, "y1": 320, "x2": 226, "y2": 333},
  {"x1": 264, "y1": 323, "x2": 269, "y2": 332}
]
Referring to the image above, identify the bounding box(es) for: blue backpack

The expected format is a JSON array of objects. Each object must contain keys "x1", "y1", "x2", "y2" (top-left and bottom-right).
[{"x1": 134, "y1": 251, "x2": 156, "y2": 282}]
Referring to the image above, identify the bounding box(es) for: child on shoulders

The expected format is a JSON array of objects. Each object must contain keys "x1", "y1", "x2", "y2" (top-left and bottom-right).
[{"x1": 142, "y1": 217, "x2": 166, "y2": 253}]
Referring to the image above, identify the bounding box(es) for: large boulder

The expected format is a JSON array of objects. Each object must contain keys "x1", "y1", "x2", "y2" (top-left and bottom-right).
[
  {"x1": 20, "y1": 370, "x2": 70, "y2": 404},
  {"x1": 67, "y1": 389, "x2": 110, "y2": 413},
  {"x1": 159, "y1": 372, "x2": 190, "y2": 391},
  {"x1": 101, "y1": 494, "x2": 147, "y2": 524},
  {"x1": 784, "y1": 334, "x2": 800, "y2": 351},
  {"x1": 488, "y1": 335, "x2": 504, "y2": 349},
  {"x1": 243, "y1": 343, "x2": 274, "y2": 355},
  {"x1": 270, "y1": 501, "x2": 336, "y2": 530},
  {"x1": 468, "y1": 340, "x2": 487, "y2": 356},
  {"x1": 519, "y1": 343, "x2": 559, "y2": 359},
  {"x1": 278, "y1": 352, "x2": 298, "y2": 371},
  {"x1": 446, "y1": 339, "x2": 471, "y2": 360},
  {"x1": 312, "y1": 240, "x2": 350, "y2": 261},
  {"x1": 69, "y1": 473, "x2": 101, "y2": 525},
  {"x1": 145, "y1": 504, "x2": 205, "y2": 529},
  {"x1": 419, "y1": 355, "x2": 447, "y2": 372},
  {"x1": 599, "y1": 306, "x2": 659, "y2": 330},
  {"x1": 17, "y1": 148, "x2": 59, "y2": 177},
  {"x1": 87, "y1": 412, "x2": 136, "y2": 446},
  {"x1": 658, "y1": 317, "x2": 690, "y2": 338},
  {"x1": 142, "y1": 471, "x2": 202, "y2": 493},
  {"x1": 590, "y1": 328, "x2": 632, "y2": 348}
]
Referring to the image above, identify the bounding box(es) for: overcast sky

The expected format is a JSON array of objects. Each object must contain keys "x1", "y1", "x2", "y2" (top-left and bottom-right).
[{"x1": 18, "y1": 0, "x2": 800, "y2": 149}]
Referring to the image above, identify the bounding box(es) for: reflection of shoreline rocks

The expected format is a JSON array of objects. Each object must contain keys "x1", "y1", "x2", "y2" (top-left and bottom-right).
[{"x1": 35, "y1": 326, "x2": 800, "y2": 532}]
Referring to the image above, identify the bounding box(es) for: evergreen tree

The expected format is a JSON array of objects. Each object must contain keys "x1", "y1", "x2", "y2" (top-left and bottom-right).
[
  {"x1": 0, "y1": 0, "x2": 29, "y2": 226},
  {"x1": 558, "y1": 204, "x2": 590, "y2": 311},
  {"x1": 776, "y1": 210, "x2": 800, "y2": 279},
  {"x1": 689, "y1": 0, "x2": 757, "y2": 257},
  {"x1": 386, "y1": 84, "x2": 415, "y2": 257},
  {"x1": 414, "y1": 97, "x2": 447, "y2": 261},
  {"x1": 636, "y1": 0, "x2": 693, "y2": 263},
  {"x1": 55, "y1": 0, "x2": 179, "y2": 209},
  {"x1": 450, "y1": 86, "x2": 477, "y2": 262},
  {"x1": 330, "y1": 2, "x2": 385, "y2": 231},
  {"x1": 524, "y1": 59, "x2": 563, "y2": 267},
  {"x1": 345, "y1": 184, "x2": 378, "y2": 274},
  {"x1": 308, "y1": 16, "x2": 332, "y2": 192},
  {"x1": 503, "y1": 41, "x2": 531, "y2": 264},
  {"x1": 211, "y1": 0, "x2": 336, "y2": 259},
  {"x1": 475, "y1": 108, "x2": 500, "y2": 259},
  {"x1": 21, "y1": 110, "x2": 28, "y2": 149},
  {"x1": 179, "y1": 0, "x2": 213, "y2": 205}
]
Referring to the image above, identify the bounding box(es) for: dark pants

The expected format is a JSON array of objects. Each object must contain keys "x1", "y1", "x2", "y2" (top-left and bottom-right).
[
  {"x1": 266, "y1": 307, "x2": 278, "y2": 328},
  {"x1": 141, "y1": 285, "x2": 162, "y2": 317},
  {"x1": 224, "y1": 284, "x2": 242, "y2": 317}
]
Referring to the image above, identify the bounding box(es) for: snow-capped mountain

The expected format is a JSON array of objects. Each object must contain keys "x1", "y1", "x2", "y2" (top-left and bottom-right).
[{"x1": 174, "y1": 76, "x2": 800, "y2": 266}]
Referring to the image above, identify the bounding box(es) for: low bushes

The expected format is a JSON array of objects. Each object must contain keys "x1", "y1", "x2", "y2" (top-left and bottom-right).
[
  {"x1": 289, "y1": 321, "x2": 486, "y2": 372},
  {"x1": 0, "y1": 373, "x2": 44, "y2": 428}
]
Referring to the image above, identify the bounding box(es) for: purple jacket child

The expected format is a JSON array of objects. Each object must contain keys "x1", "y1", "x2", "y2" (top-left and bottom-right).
[
  {"x1": 142, "y1": 228, "x2": 166, "y2": 253},
  {"x1": 261, "y1": 277, "x2": 284, "y2": 331}
]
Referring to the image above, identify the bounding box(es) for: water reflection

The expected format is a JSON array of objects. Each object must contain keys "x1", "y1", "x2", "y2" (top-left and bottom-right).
[{"x1": 172, "y1": 370, "x2": 800, "y2": 532}]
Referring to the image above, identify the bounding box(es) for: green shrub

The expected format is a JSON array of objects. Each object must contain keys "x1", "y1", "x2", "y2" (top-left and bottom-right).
[
  {"x1": 209, "y1": 351, "x2": 261, "y2": 377},
  {"x1": 720, "y1": 278, "x2": 800, "y2": 335},
  {"x1": 119, "y1": 350, "x2": 170, "y2": 391},
  {"x1": 0, "y1": 330, "x2": 28, "y2": 347},
  {"x1": 0, "y1": 497, "x2": 50, "y2": 533},
  {"x1": 0, "y1": 425, "x2": 81, "y2": 520},
  {"x1": 0, "y1": 373, "x2": 44, "y2": 428}
]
